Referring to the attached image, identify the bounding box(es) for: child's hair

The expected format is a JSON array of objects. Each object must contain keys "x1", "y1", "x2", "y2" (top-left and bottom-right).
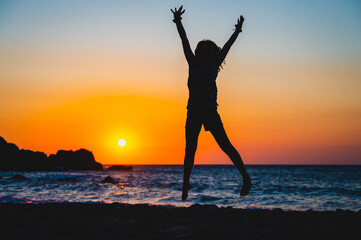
[{"x1": 195, "y1": 39, "x2": 225, "y2": 71}]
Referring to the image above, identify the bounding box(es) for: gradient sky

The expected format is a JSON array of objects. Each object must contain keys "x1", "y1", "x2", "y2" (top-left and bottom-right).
[{"x1": 0, "y1": 0, "x2": 360, "y2": 164}]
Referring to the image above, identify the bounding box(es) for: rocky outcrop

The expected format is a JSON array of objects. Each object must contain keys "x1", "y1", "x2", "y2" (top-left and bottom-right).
[
  {"x1": 0, "y1": 136, "x2": 103, "y2": 171},
  {"x1": 48, "y1": 149, "x2": 103, "y2": 171}
]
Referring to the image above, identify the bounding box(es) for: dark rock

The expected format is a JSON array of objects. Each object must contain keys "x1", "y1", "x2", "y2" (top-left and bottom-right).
[
  {"x1": 273, "y1": 208, "x2": 283, "y2": 212},
  {"x1": 58, "y1": 177, "x2": 77, "y2": 182},
  {"x1": 10, "y1": 174, "x2": 28, "y2": 180},
  {"x1": 111, "y1": 202, "x2": 121, "y2": 206},
  {"x1": 48, "y1": 149, "x2": 103, "y2": 171},
  {"x1": 0, "y1": 137, "x2": 21, "y2": 171},
  {"x1": 189, "y1": 204, "x2": 202, "y2": 210},
  {"x1": 164, "y1": 225, "x2": 191, "y2": 237},
  {"x1": 204, "y1": 204, "x2": 218, "y2": 210},
  {"x1": 107, "y1": 165, "x2": 133, "y2": 171},
  {"x1": 0, "y1": 136, "x2": 103, "y2": 171},
  {"x1": 173, "y1": 232, "x2": 200, "y2": 240},
  {"x1": 102, "y1": 176, "x2": 118, "y2": 184},
  {"x1": 19, "y1": 149, "x2": 48, "y2": 171}
]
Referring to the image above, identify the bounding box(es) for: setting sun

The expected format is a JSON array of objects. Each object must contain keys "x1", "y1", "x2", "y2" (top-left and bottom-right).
[
  {"x1": 118, "y1": 139, "x2": 126, "y2": 147},
  {"x1": 0, "y1": 0, "x2": 359, "y2": 166}
]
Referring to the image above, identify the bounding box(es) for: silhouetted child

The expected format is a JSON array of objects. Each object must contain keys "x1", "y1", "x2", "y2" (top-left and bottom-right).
[{"x1": 171, "y1": 6, "x2": 251, "y2": 201}]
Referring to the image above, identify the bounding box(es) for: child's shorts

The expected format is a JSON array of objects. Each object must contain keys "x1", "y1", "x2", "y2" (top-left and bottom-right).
[{"x1": 185, "y1": 108, "x2": 224, "y2": 131}]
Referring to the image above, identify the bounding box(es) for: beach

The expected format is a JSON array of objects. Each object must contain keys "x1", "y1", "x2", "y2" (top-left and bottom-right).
[{"x1": 1, "y1": 203, "x2": 360, "y2": 240}]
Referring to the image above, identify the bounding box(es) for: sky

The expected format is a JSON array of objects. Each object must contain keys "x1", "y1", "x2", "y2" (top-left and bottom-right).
[{"x1": 0, "y1": 0, "x2": 360, "y2": 165}]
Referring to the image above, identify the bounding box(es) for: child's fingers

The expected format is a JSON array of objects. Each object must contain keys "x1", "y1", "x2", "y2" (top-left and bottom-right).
[{"x1": 171, "y1": 6, "x2": 185, "y2": 17}]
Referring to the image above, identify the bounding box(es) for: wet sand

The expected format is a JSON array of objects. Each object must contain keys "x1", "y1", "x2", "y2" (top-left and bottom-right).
[{"x1": 0, "y1": 203, "x2": 360, "y2": 240}]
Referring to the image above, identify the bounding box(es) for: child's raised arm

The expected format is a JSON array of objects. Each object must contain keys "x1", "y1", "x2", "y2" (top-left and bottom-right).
[
  {"x1": 216, "y1": 16, "x2": 244, "y2": 67},
  {"x1": 171, "y1": 6, "x2": 195, "y2": 65}
]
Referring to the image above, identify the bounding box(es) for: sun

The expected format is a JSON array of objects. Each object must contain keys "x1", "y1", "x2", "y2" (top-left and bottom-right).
[{"x1": 118, "y1": 139, "x2": 126, "y2": 147}]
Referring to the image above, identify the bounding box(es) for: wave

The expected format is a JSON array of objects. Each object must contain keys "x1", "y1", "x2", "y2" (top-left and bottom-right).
[{"x1": 0, "y1": 195, "x2": 108, "y2": 204}]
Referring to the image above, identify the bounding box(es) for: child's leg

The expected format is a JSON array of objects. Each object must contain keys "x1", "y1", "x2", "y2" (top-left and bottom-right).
[
  {"x1": 183, "y1": 122, "x2": 202, "y2": 200},
  {"x1": 210, "y1": 126, "x2": 251, "y2": 196}
]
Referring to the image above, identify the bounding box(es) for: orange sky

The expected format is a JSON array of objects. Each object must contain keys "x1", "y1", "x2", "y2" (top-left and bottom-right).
[{"x1": 0, "y1": 1, "x2": 360, "y2": 164}]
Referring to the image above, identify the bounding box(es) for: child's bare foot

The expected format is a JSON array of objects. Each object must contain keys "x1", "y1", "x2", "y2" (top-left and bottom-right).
[
  {"x1": 240, "y1": 173, "x2": 251, "y2": 196},
  {"x1": 182, "y1": 183, "x2": 192, "y2": 201}
]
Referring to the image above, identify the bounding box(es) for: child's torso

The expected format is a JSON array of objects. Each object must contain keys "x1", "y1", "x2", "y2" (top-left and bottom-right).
[{"x1": 187, "y1": 64, "x2": 218, "y2": 110}]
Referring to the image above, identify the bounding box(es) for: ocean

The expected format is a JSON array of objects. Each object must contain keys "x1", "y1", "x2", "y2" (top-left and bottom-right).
[{"x1": 0, "y1": 165, "x2": 360, "y2": 211}]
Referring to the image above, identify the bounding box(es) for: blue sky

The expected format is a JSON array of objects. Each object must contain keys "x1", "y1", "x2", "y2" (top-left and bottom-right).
[{"x1": 1, "y1": 0, "x2": 360, "y2": 63}]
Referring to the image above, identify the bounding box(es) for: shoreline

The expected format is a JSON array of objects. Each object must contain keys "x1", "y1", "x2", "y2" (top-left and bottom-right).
[
  {"x1": 0, "y1": 198, "x2": 360, "y2": 212},
  {"x1": 1, "y1": 203, "x2": 360, "y2": 239}
]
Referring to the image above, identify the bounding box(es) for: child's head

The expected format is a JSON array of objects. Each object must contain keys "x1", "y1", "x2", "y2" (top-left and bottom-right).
[{"x1": 195, "y1": 40, "x2": 223, "y2": 70}]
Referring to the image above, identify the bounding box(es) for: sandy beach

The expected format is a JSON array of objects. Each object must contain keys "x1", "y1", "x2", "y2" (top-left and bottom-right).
[{"x1": 0, "y1": 203, "x2": 360, "y2": 240}]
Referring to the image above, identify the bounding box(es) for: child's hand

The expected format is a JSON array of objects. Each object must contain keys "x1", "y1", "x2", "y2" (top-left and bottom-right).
[
  {"x1": 171, "y1": 5, "x2": 185, "y2": 23},
  {"x1": 235, "y1": 15, "x2": 244, "y2": 32}
]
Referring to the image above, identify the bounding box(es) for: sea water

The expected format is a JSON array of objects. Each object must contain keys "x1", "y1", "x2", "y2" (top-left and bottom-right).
[{"x1": 0, "y1": 165, "x2": 360, "y2": 211}]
